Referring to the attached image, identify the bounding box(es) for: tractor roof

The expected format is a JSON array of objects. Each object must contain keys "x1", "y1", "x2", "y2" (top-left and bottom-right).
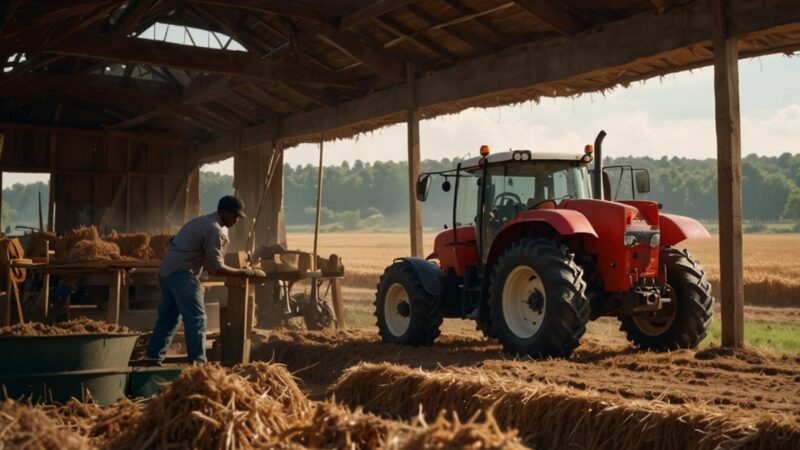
[{"x1": 460, "y1": 150, "x2": 589, "y2": 171}]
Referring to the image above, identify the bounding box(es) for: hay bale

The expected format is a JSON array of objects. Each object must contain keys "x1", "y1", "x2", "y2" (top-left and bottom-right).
[
  {"x1": 27, "y1": 231, "x2": 57, "y2": 258},
  {"x1": 0, "y1": 318, "x2": 133, "y2": 336},
  {"x1": 55, "y1": 226, "x2": 100, "y2": 256},
  {"x1": 57, "y1": 239, "x2": 126, "y2": 264},
  {"x1": 0, "y1": 400, "x2": 91, "y2": 450},
  {"x1": 388, "y1": 410, "x2": 527, "y2": 450},
  {"x1": 104, "y1": 232, "x2": 155, "y2": 260},
  {"x1": 149, "y1": 234, "x2": 173, "y2": 259},
  {"x1": 108, "y1": 365, "x2": 290, "y2": 450},
  {"x1": 333, "y1": 363, "x2": 800, "y2": 450},
  {"x1": 232, "y1": 362, "x2": 311, "y2": 414}
]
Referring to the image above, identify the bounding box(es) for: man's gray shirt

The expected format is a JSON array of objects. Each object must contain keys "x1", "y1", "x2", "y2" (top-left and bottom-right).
[{"x1": 159, "y1": 212, "x2": 229, "y2": 278}]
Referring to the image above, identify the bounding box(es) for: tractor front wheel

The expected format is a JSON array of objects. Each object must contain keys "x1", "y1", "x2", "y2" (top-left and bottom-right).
[
  {"x1": 620, "y1": 247, "x2": 714, "y2": 350},
  {"x1": 489, "y1": 238, "x2": 589, "y2": 358},
  {"x1": 375, "y1": 263, "x2": 442, "y2": 346}
]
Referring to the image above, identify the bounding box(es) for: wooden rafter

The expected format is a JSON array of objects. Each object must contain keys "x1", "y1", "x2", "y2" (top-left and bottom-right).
[
  {"x1": 404, "y1": 4, "x2": 493, "y2": 53},
  {"x1": 374, "y1": 15, "x2": 459, "y2": 62},
  {"x1": 0, "y1": 32, "x2": 360, "y2": 88},
  {"x1": 511, "y1": 0, "x2": 585, "y2": 35},
  {"x1": 441, "y1": 0, "x2": 513, "y2": 41},
  {"x1": 315, "y1": 23, "x2": 406, "y2": 81},
  {"x1": 111, "y1": 0, "x2": 158, "y2": 36}
]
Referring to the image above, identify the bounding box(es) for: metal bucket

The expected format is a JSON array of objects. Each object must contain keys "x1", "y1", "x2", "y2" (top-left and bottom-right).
[{"x1": 0, "y1": 333, "x2": 139, "y2": 405}]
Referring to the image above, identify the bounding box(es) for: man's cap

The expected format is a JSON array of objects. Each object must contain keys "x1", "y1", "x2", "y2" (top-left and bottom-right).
[{"x1": 218, "y1": 195, "x2": 247, "y2": 218}]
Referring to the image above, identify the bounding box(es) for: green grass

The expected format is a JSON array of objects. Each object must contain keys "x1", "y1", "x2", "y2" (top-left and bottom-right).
[
  {"x1": 704, "y1": 320, "x2": 800, "y2": 353},
  {"x1": 345, "y1": 309, "x2": 376, "y2": 327}
]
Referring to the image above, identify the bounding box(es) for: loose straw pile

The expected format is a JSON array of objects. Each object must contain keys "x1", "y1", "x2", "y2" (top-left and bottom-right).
[
  {"x1": 0, "y1": 318, "x2": 133, "y2": 336},
  {"x1": 148, "y1": 234, "x2": 173, "y2": 259},
  {"x1": 387, "y1": 410, "x2": 527, "y2": 450},
  {"x1": 333, "y1": 363, "x2": 800, "y2": 450},
  {"x1": 231, "y1": 362, "x2": 310, "y2": 414},
  {"x1": 104, "y1": 231, "x2": 154, "y2": 260},
  {"x1": 0, "y1": 400, "x2": 92, "y2": 450}
]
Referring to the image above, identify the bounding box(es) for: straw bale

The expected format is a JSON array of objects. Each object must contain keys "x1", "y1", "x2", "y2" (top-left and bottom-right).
[
  {"x1": 231, "y1": 362, "x2": 311, "y2": 414},
  {"x1": 388, "y1": 410, "x2": 527, "y2": 450},
  {"x1": 0, "y1": 318, "x2": 133, "y2": 336},
  {"x1": 0, "y1": 399, "x2": 92, "y2": 450},
  {"x1": 104, "y1": 231, "x2": 155, "y2": 260},
  {"x1": 281, "y1": 401, "x2": 409, "y2": 449},
  {"x1": 27, "y1": 231, "x2": 57, "y2": 258},
  {"x1": 55, "y1": 226, "x2": 100, "y2": 255},
  {"x1": 57, "y1": 239, "x2": 126, "y2": 264},
  {"x1": 148, "y1": 234, "x2": 173, "y2": 259},
  {"x1": 107, "y1": 364, "x2": 289, "y2": 450},
  {"x1": 333, "y1": 363, "x2": 800, "y2": 450}
]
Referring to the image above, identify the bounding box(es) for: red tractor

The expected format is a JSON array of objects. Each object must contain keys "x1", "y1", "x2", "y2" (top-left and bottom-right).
[{"x1": 375, "y1": 131, "x2": 714, "y2": 358}]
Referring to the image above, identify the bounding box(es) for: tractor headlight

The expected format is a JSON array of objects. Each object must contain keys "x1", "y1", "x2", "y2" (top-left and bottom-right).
[
  {"x1": 650, "y1": 232, "x2": 660, "y2": 247},
  {"x1": 521, "y1": 151, "x2": 531, "y2": 160},
  {"x1": 513, "y1": 152, "x2": 522, "y2": 161},
  {"x1": 624, "y1": 234, "x2": 637, "y2": 246}
]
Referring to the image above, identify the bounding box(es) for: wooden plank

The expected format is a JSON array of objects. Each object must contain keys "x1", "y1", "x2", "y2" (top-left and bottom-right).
[
  {"x1": 316, "y1": 23, "x2": 406, "y2": 82},
  {"x1": 340, "y1": 0, "x2": 416, "y2": 29},
  {"x1": 1, "y1": 32, "x2": 359, "y2": 89},
  {"x1": 406, "y1": 63, "x2": 423, "y2": 258},
  {"x1": 512, "y1": 0, "x2": 585, "y2": 35},
  {"x1": 0, "y1": 122, "x2": 195, "y2": 145},
  {"x1": 194, "y1": 0, "x2": 334, "y2": 23},
  {"x1": 221, "y1": 251, "x2": 251, "y2": 365},
  {"x1": 712, "y1": 0, "x2": 744, "y2": 348}
]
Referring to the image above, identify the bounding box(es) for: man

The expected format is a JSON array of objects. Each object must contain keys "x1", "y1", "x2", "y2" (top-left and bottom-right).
[{"x1": 144, "y1": 195, "x2": 259, "y2": 364}]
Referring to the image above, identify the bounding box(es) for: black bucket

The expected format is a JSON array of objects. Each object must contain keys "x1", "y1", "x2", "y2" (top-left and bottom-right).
[{"x1": 0, "y1": 333, "x2": 139, "y2": 405}]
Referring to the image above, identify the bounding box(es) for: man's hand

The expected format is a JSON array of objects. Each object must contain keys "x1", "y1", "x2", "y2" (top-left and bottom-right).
[{"x1": 240, "y1": 268, "x2": 266, "y2": 278}]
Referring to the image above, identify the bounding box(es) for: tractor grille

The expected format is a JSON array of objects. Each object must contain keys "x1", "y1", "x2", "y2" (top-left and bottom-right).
[{"x1": 624, "y1": 229, "x2": 659, "y2": 247}]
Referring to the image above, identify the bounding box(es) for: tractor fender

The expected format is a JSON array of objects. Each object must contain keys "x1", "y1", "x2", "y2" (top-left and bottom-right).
[
  {"x1": 392, "y1": 257, "x2": 445, "y2": 296},
  {"x1": 660, "y1": 213, "x2": 710, "y2": 245},
  {"x1": 486, "y1": 209, "x2": 597, "y2": 266}
]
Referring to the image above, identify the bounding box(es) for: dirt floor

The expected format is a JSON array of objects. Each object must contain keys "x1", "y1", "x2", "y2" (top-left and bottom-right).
[{"x1": 252, "y1": 325, "x2": 800, "y2": 417}]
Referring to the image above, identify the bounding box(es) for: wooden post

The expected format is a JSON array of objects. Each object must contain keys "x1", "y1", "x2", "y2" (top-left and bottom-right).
[
  {"x1": 712, "y1": 0, "x2": 744, "y2": 348},
  {"x1": 106, "y1": 269, "x2": 122, "y2": 325},
  {"x1": 311, "y1": 139, "x2": 324, "y2": 308},
  {"x1": 330, "y1": 254, "x2": 346, "y2": 330},
  {"x1": 221, "y1": 251, "x2": 253, "y2": 365},
  {"x1": 406, "y1": 62, "x2": 423, "y2": 257},
  {"x1": 48, "y1": 131, "x2": 56, "y2": 232},
  {"x1": 0, "y1": 171, "x2": 3, "y2": 234}
]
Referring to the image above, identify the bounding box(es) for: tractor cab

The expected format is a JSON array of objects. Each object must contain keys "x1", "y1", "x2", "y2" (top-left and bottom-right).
[{"x1": 383, "y1": 132, "x2": 713, "y2": 359}]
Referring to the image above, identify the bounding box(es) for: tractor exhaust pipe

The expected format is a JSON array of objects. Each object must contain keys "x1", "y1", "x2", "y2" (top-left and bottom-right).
[{"x1": 593, "y1": 130, "x2": 606, "y2": 200}]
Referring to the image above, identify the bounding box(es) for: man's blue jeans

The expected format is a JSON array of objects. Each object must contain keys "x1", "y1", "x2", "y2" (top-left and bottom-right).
[{"x1": 145, "y1": 271, "x2": 207, "y2": 363}]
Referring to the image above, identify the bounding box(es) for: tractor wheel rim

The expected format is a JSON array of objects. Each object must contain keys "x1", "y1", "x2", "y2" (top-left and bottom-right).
[
  {"x1": 385, "y1": 283, "x2": 411, "y2": 337},
  {"x1": 502, "y1": 265, "x2": 546, "y2": 339},
  {"x1": 632, "y1": 286, "x2": 678, "y2": 336}
]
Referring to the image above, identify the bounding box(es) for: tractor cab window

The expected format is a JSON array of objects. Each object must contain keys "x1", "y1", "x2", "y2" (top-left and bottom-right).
[{"x1": 455, "y1": 170, "x2": 481, "y2": 228}]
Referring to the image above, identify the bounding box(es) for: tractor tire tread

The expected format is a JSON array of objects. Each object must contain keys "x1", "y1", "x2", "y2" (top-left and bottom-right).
[{"x1": 374, "y1": 263, "x2": 443, "y2": 346}]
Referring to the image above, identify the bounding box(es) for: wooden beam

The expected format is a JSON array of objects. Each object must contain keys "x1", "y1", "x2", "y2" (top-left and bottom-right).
[
  {"x1": 198, "y1": 0, "x2": 800, "y2": 157},
  {"x1": 512, "y1": 0, "x2": 585, "y2": 35},
  {"x1": 340, "y1": 0, "x2": 416, "y2": 29},
  {"x1": 193, "y1": 0, "x2": 334, "y2": 23},
  {"x1": 406, "y1": 62, "x2": 423, "y2": 258},
  {"x1": 0, "y1": 73, "x2": 181, "y2": 108},
  {"x1": 0, "y1": 122, "x2": 196, "y2": 145},
  {"x1": 712, "y1": 0, "x2": 744, "y2": 348},
  {"x1": 104, "y1": 109, "x2": 166, "y2": 130},
  {"x1": 0, "y1": 32, "x2": 359, "y2": 89},
  {"x1": 374, "y1": 15, "x2": 459, "y2": 62},
  {"x1": 112, "y1": 0, "x2": 158, "y2": 36},
  {"x1": 650, "y1": 0, "x2": 671, "y2": 13}
]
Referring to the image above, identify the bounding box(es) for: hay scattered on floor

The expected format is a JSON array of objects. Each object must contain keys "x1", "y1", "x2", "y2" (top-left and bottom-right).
[
  {"x1": 149, "y1": 234, "x2": 173, "y2": 259},
  {"x1": 0, "y1": 400, "x2": 91, "y2": 450},
  {"x1": 0, "y1": 318, "x2": 133, "y2": 336},
  {"x1": 57, "y1": 239, "x2": 127, "y2": 264},
  {"x1": 388, "y1": 410, "x2": 527, "y2": 450},
  {"x1": 232, "y1": 362, "x2": 310, "y2": 414},
  {"x1": 108, "y1": 365, "x2": 290, "y2": 450},
  {"x1": 27, "y1": 231, "x2": 57, "y2": 258},
  {"x1": 333, "y1": 363, "x2": 800, "y2": 450}
]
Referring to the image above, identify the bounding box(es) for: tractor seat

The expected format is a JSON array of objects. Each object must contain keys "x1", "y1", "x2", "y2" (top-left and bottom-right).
[{"x1": 526, "y1": 198, "x2": 557, "y2": 209}]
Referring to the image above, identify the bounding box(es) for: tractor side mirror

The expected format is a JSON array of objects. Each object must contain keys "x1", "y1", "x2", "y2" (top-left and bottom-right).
[
  {"x1": 635, "y1": 169, "x2": 651, "y2": 194},
  {"x1": 416, "y1": 174, "x2": 432, "y2": 201},
  {"x1": 442, "y1": 180, "x2": 451, "y2": 192}
]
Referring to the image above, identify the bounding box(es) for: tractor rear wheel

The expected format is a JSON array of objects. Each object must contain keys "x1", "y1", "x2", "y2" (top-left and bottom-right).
[
  {"x1": 489, "y1": 238, "x2": 589, "y2": 358},
  {"x1": 620, "y1": 247, "x2": 714, "y2": 350},
  {"x1": 375, "y1": 263, "x2": 442, "y2": 346}
]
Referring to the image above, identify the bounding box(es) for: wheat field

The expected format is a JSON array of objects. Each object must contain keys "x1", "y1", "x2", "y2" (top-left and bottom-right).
[{"x1": 287, "y1": 232, "x2": 800, "y2": 307}]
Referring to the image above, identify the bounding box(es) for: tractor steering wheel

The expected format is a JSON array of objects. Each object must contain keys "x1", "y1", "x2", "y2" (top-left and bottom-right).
[
  {"x1": 493, "y1": 192, "x2": 522, "y2": 207},
  {"x1": 527, "y1": 195, "x2": 572, "y2": 210}
]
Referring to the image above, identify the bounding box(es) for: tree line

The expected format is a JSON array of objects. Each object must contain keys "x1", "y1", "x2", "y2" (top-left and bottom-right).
[{"x1": 3, "y1": 153, "x2": 799, "y2": 233}]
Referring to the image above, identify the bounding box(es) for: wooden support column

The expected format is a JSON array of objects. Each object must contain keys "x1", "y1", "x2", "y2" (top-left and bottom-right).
[
  {"x1": 106, "y1": 270, "x2": 122, "y2": 325},
  {"x1": 406, "y1": 62, "x2": 423, "y2": 257},
  {"x1": 712, "y1": 0, "x2": 744, "y2": 348},
  {"x1": 220, "y1": 251, "x2": 254, "y2": 365},
  {"x1": 47, "y1": 131, "x2": 56, "y2": 232}
]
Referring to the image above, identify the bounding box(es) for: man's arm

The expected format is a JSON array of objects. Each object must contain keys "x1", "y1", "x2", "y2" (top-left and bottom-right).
[{"x1": 204, "y1": 232, "x2": 254, "y2": 277}]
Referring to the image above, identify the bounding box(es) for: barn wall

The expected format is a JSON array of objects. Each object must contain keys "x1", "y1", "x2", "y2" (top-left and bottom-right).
[{"x1": 0, "y1": 126, "x2": 197, "y2": 234}]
